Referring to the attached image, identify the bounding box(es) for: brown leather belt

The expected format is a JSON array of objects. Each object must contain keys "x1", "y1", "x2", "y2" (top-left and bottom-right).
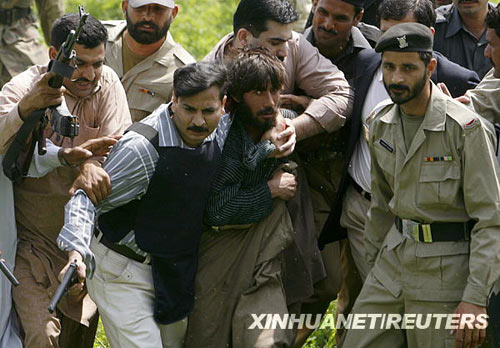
[{"x1": 94, "y1": 229, "x2": 150, "y2": 264}]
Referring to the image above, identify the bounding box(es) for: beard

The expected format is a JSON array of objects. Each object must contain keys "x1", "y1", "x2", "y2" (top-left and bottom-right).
[
  {"x1": 235, "y1": 101, "x2": 277, "y2": 132},
  {"x1": 126, "y1": 12, "x2": 172, "y2": 44},
  {"x1": 384, "y1": 71, "x2": 427, "y2": 105}
]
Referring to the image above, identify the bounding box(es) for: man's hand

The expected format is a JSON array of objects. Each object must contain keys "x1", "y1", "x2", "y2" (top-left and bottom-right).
[
  {"x1": 69, "y1": 160, "x2": 111, "y2": 204},
  {"x1": 267, "y1": 170, "x2": 297, "y2": 200},
  {"x1": 280, "y1": 94, "x2": 311, "y2": 112},
  {"x1": 262, "y1": 116, "x2": 296, "y2": 158},
  {"x1": 18, "y1": 72, "x2": 65, "y2": 120},
  {"x1": 59, "y1": 250, "x2": 86, "y2": 297},
  {"x1": 59, "y1": 136, "x2": 120, "y2": 166},
  {"x1": 452, "y1": 301, "x2": 487, "y2": 348},
  {"x1": 437, "y1": 83, "x2": 471, "y2": 105}
]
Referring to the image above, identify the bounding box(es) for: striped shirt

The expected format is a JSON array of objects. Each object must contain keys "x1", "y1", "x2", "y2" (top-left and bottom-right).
[
  {"x1": 204, "y1": 117, "x2": 285, "y2": 226},
  {"x1": 57, "y1": 103, "x2": 232, "y2": 277}
]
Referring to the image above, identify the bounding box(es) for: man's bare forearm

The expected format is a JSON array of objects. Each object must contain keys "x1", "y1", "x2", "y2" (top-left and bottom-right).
[{"x1": 292, "y1": 114, "x2": 325, "y2": 141}]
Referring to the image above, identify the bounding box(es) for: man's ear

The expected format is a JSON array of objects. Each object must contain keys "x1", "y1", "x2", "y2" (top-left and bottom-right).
[
  {"x1": 221, "y1": 95, "x2": 228, "y2": 112},
  {"x1": 236, "y1": 28, "x2": 253, "y2": 47},
  {"x1": 171, "y1": 5, "x2": 179, "y2": 19},
  {"x1": 430, "y1": 26, "x2": 436, "y2": 35},
  {"x1": 353, "y1": 10, "x2": 364, "y2": 26},
  {"x1": 122, "y1": 0, "x2": 128, "y2": 17},
  {"x1": 427, "y1": 57, "x2": 437, "y2": 76},
  {"x1": 49, "y1": 46, "x2": 58, "y2": 60}
]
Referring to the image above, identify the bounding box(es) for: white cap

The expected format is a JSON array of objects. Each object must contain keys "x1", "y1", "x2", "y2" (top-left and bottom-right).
[{"x1": 128, "y1": 0, "x2": 175, "y2": 8}]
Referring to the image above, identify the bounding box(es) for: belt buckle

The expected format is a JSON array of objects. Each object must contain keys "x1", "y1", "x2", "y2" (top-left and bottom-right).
[
  {"x1": 402, "y1": 219, "x2": 419, "y2": 241},
  {"x1": 421, "y1": 224, "x2": 433, "y2": 243}
]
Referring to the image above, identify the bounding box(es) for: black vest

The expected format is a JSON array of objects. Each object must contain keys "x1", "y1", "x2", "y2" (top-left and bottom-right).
[{"x1": 98, "y1": 123, "x2": 222, "y2": 324}]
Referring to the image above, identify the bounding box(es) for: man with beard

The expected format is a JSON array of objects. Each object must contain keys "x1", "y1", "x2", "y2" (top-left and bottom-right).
[
  {"x1": 0, "y1": 13, "x2": 131, "y2": 348},
  {"x1": 342, "y1": 22, "x2": 500, "y2": 348},
  {"x1": 434, "y1": 0, "x2": 493, "y2": 78},
  {"x1": 185, "y1": 50, "x2": 298, "y2": 348},
  {"x1": 103, "y1": 0, "x2": 195, "y2": 122}
]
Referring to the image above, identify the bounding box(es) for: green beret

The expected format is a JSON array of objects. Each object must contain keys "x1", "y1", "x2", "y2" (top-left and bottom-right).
[{"x1": 375, "y1": 22, "x2": 433, "y2": 53}]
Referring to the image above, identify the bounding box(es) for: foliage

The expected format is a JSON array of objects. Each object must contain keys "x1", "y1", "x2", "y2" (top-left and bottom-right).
[
  {"x1": 302, "y1": 300, "x2": 338, "y2": 348},
  {"x1": 64, "y1": 0, "x2": 240, "y2": 60}
]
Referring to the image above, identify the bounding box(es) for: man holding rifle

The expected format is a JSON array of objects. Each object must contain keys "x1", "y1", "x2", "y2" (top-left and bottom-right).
[{"x1": 0, "y1": 12, "x2": 131, "y2": 348}]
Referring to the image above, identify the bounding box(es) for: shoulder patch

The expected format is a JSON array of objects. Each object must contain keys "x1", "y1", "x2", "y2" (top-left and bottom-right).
[{"x1": 464, "y1": 118, "x2": 480, "y2": 130}]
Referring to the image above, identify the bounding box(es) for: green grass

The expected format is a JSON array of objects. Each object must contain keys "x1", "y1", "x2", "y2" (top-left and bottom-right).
[{"x1": 93, "y1": 319, "x2": 109, "y2": 348}]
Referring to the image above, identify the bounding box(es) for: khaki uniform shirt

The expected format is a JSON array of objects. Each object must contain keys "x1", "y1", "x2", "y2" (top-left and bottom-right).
[
  {"x1": 465, "y1": 68, "x2": 500, "y2": 124},
  {"x1": 0, "y1": 64, "x2": 132, "y2": 324},
  {"x1": 103, "y1": 20, "x2": 196, "y2": 122},
  {"x1": 366, "y1": 84, "x2": 500, "y2": 306},
  {"x1": 0, "y1": 0, "x2": 63, "y2": 86},
  {"x1": 204, "y1": 32, "x2": 353, "y2": 133}
]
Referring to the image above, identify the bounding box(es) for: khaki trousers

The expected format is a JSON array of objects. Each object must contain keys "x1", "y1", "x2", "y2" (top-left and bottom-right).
[
  {"x1": 185, "y1": 201, "x2": 294, "y2": 348},
  {"x1": 87, "y1": 237, "x2": 187, "y2": 348},
  {"x1": 343, "y1": 228, "x2": 471, "y2": 348},
  {"x1": 12, "y1": 241, "x2": 98, "y2": 348}
]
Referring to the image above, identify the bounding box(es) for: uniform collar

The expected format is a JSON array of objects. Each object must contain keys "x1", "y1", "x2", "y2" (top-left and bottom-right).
[
  {"x1": 379, "y1": 83, "x2": 447, "y2": 132},
  {"x1": 445, "y1": 5, "x2": 464, "y2": 38}
]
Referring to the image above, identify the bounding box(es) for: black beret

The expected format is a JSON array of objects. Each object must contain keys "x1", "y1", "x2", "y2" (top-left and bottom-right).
[
  {"x1": 341, "y1": 0, "x2": 365, "y2": 8},
  {"x1": 375, "y1": 22, "x2": 433, "y2": 53}
]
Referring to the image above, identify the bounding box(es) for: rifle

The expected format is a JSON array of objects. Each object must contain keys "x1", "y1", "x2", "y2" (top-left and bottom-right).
[
  {"x1": 0, "y1": 251, "x2": 19, "y2": 287},
  {"x1": 48, "y1": 260, "x2": 78, "y2": 313},
  {"x1": 2, "y1": 6, "x2": 89, "y2": 183}
]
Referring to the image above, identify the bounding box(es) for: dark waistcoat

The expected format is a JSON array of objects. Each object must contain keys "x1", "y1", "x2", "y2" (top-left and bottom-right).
[{"x1": 98, "y1": 123, "x2": 222, "y2": 324}]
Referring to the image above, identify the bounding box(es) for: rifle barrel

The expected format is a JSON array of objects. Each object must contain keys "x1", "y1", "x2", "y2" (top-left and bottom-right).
[{"x1": 0, "y1": 258, "x2": 19, "y2": 287}]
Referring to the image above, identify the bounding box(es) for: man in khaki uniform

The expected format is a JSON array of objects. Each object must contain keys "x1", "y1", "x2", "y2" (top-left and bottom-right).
[
  {"x1": 103, "y1": 0, "x2": 195, "y2": 122},
  {"x1": 0, "y1": 13, "x2": 131, "y2": 348},
  {"x1": 343, "y1": 23, "x2": 500, "y2": 348},
  {"x1": 0, "y1": 0, "x2": 63, "y2": 86}
]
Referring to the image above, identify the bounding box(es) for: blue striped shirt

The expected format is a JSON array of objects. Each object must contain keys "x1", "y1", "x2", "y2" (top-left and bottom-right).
[{"x1": 57, "y1": 103, "x2": 232, "y2": 277}]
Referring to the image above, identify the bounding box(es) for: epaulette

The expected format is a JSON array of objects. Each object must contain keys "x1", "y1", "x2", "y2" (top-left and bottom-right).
[{"x1": 173, "y1": 45, "x2": 196, "y2": 65}]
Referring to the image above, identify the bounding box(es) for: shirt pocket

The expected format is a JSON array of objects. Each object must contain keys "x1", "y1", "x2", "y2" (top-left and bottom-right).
[
  {"x1": 417, "y1": 163, "x2": 460, "y2": 208},
  {"x1": 373, "y1": 143, "x2": 396, "y2": 183},
  {"x1": 127, "y1": 84, "x2": 170, "y2": 122}
]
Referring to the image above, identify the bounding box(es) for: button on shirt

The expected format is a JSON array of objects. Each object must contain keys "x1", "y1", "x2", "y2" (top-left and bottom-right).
[
  {"x1": 434, "y1": 4, "x2": 492, "y2": 79},
  {"x1": 57, "y1": 104, "x2": 232, "y2": 276}
]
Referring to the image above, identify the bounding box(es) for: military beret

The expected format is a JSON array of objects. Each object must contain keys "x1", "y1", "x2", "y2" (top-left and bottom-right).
[
  {"x1": 375, "y1": 22, "x2": 433, "y2": 53},
  {"x1": 341, "y1": 0, "x2": 365, "y2": 8}
]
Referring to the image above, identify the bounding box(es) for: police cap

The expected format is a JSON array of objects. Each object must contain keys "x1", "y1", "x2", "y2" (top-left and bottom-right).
[{"x1": 375, "y1": 22, "x2": 433, "y2": 53}]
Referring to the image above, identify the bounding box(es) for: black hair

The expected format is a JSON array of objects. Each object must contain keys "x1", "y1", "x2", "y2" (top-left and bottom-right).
[
  {"x1": 51, "y1": 13, "x2": 108, "y2": 50},
  {"x1": 419, "y1": 52, "x2": 433, "y2": 66},
  {"x1": 486, "y1": 5, "x2": 500, "y2": 39},
  {"x1": 233, "y1": 0, "x2": 298, "y2": 37},
  {"x1": 227, "y1": 48, "x2": 286, "y2": 101},
  {"x1": 173, "y1": 62, "x2": 227, "y2": 100},
  {"x1": 378, "y1": 0, "x2": 436, "y2": 28}
]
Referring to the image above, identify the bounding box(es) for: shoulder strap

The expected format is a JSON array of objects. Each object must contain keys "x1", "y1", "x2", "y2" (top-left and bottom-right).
[{"x1": 125, "y1": 122, "x2": 160, "y2": 150}]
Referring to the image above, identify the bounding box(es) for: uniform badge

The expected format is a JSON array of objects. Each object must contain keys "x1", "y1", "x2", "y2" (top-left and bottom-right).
[
  {"x1": 464, "y1": 118, "x2": 480, "y2": 130},
  {"x1": 379, "y1": 139, "x2": 394, "y2": 153},
  {"x1": 397, "y1": 35, "x2": 409, "y2": 49},
  {"x1": 424, "y1": 156, "x2": 453, "y2": 162}
]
